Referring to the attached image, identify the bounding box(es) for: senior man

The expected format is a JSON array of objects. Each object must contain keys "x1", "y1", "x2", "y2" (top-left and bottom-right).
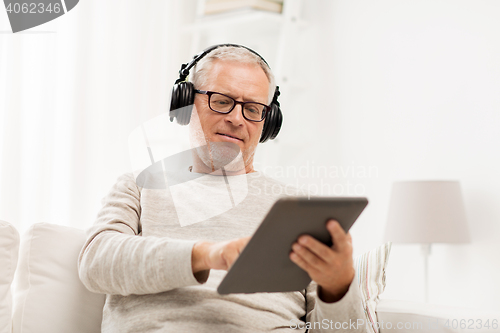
[{"x1": 78, "y1": 45, "x2": 368, "y2": 333}]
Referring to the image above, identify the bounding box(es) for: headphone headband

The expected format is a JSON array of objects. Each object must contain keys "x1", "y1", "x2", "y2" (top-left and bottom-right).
[{"x1": 176, "y1": 44, "x2": 271, "y2": 84}]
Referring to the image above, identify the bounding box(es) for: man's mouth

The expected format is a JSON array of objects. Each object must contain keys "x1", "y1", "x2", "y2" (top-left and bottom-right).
[{"x1": 217, "y1": 133, "x2": 243, "y2": 141}]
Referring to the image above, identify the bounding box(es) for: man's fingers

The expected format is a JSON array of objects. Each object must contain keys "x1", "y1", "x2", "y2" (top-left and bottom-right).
[
  {"x1": 346, "y1": 233, "x2": 352, "y2": 245},
  {"x1": 224, "y1": 236, "x2": 251, "y2": 268},
  {"x1": 327, "y1": 220, "x2": 349, "y2": 252},
  {"x1": 289, "y1": 251, "x2": 316, "y2": 274},
  {"x1": 297, "y1": 235, "x2": 333, "y2": 262},
  {"x1": 288, "y1": 221, "x2": 356, "y2": 298},
  {"x1": 238, "y1": 236, "x2": 251, "y2": 250},
  {"x1": 221, "y1": 245, "x2": 239, "y2": 269},
  {"x1": 291, "y1": 240, "x2": 336, "y2": 277}
]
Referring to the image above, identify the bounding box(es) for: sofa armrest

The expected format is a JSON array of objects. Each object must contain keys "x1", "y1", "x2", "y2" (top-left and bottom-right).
[
  {"x1": 0, "y1": 221, "x2": 19, "y2": 333},
  {"x1": 377, "y1": 299, "x2": 500, "y2": 333},
  {"x1": 12, "y1": 223, "x2": 105, "y2": 333}
]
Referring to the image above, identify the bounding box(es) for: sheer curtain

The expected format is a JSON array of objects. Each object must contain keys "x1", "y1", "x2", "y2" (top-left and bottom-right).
[{"x1": 0, "y1": 0, "x2": 186, "y2": 234}]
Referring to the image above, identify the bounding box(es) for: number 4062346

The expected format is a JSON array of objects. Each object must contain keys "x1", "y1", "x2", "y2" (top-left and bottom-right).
[
  {"x1": 444, "y1": 318, "x2": 498, "y2": 330},
  {"x1": 6, "y1": 3, "x2": 61, "y2": 14}
]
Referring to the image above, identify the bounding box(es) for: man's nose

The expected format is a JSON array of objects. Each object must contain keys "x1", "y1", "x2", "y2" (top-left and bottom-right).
[{"x1": 224, "y1": 103, "x2": 245, "y2": 126}]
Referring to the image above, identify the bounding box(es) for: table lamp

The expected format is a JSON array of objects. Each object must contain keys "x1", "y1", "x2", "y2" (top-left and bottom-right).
[{"x1": 383, "y1": 181, "x2": 471, "y2": 302}]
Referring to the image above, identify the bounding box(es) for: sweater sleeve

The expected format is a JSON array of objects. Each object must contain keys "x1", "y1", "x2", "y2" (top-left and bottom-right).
[
  {"x1": 78, "y1": 173, "x2": 207, "y2": 296},
  {"x1": 305, "y1": 276, "x2": 369, "y2": 333}
]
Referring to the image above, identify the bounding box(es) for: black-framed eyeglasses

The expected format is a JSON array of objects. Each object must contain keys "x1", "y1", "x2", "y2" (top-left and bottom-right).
[{"x1": 195, "y1": 89, "x2": 270, "y2": 122}]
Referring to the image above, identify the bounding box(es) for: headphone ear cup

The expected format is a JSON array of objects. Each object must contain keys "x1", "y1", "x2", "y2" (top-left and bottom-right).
[
  {"x1": 169, "y1": 84, "x2": 181, "y2": 120},
  {"x1": 169, "y1": 82, "x2": 195, "y2": 125},
  {"x1": 268, "y1": 103, "x2": 282, "y2": 140},
  {"x1": 260, "y1": 111, "x2": 272, "y2": 143},
  {"x1": 259, "y1": 103, "x2": 282, "y2": 143}
]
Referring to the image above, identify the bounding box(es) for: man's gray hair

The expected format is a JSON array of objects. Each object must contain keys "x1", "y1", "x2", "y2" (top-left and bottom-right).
[{"x1": 189, "y1": 46, "x2": 276, "y2": 105}]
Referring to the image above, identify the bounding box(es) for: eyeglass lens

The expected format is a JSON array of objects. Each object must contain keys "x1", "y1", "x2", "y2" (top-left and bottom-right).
[{"x1": 209, "y1": 93, "x2": 265, "y2": 121}]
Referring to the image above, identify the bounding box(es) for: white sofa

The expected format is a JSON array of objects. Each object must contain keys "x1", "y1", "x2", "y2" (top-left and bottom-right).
[
  {"x1": 1, "y1": 222, "x2": 104, "y2": 333},
  {"x1": 1, "y1": 221, "x2": 496, "y2": 333},
  {"x1": 0, "y1": 221, "x2": 19, "y2": 333}
]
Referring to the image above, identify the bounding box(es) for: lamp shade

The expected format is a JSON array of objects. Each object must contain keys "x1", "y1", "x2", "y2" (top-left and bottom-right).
[{"x1": 383, "y1": 181, "x2": 471, "y2": 244}]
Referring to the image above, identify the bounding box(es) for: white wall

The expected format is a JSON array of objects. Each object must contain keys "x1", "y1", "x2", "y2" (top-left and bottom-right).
[
  {"x1": 256, "y1": 0, "x2": 500, "y2": 311},
  {"x1": 311, "y1": 0, "x2": 500, "y2": 310},
  {"x1": 0, "y1": 1, "x2": 187, "y2": 233}
]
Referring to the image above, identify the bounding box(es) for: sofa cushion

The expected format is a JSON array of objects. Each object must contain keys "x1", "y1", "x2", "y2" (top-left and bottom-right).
[
  {"x1": 12, "y1": 223, "x2": 105, "y2": 333},
  {"x1": 355, "y1": 242, "x2": 392, "y2": 333},
  {"x1": 0, "y1": 220, "x2": 19, "y2": 333}
]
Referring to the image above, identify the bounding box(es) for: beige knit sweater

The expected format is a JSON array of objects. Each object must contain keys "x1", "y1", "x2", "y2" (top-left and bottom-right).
[{"x1": 78, "y1": 171, "x2": 368, "y2": 333}]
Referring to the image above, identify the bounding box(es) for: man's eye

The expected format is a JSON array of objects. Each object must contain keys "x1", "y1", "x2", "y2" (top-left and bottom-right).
[
  {"x1": 214, "y1": 100, "x2": 231, "y2": 105},
  {"x1": 245, "y1": 105, "x2": 261, "y2": 114}
]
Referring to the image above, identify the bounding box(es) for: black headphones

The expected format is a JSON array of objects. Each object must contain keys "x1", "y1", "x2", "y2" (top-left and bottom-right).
[{"x1": 169, "y1": 44, "x2": 283, "y2": 143}]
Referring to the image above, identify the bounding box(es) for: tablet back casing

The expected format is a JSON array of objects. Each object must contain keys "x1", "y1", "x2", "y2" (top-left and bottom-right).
[{"x1": 217, "y1": 197, "x2": 368, "y2": 294}]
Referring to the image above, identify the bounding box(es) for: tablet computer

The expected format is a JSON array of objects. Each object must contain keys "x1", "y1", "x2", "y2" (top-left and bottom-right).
[{"x1": 217, "y1": 196, "x2": 368, "y2": 294}]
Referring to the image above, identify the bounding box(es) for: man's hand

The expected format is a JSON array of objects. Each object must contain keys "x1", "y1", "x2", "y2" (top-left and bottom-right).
[
  {"x1": 289, "y1": 220, "x2": 355, "y2": 303},
  {"x1": 192, "y1": 237, "x2": 250, "y2": 273}
]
